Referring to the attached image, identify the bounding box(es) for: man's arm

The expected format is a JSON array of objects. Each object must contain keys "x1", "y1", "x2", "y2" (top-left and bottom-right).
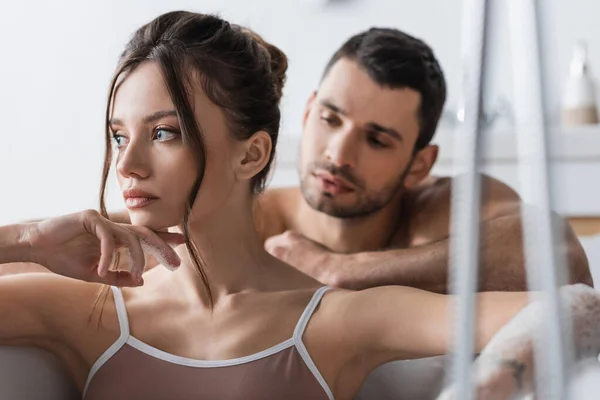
[
  {"x1": 329, "y1": 210, "x2": 592, "y2": 292},
  {"x1": 267, "y1": 209, "x2": 591, "y2": 292},
  {"x1": 266, "y1": 176, "x2": 592, "y2": 292}
]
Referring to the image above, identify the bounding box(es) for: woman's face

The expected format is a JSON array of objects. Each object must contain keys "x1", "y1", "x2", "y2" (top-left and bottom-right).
[{"x1": 109, "y1": 62, "x2": 240, "y2": 230}]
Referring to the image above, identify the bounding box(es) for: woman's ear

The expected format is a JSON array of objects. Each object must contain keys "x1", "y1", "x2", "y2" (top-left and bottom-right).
[
  {"x1": 402, "y1": 145, "x2": 439, "y2": 189},
  {"x1": 234, "y1": 131, "x2": 272, "y2": 181}
]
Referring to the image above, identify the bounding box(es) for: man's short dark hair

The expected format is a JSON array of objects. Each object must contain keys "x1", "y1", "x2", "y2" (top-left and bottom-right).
[{"x1": 322, "y1": 28, "x2": 446, "y2": 150}]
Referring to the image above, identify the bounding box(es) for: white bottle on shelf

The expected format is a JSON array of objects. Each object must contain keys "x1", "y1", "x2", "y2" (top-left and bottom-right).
[{"x1": 561, "y1": 40, "x2": 599, "y2": 126}]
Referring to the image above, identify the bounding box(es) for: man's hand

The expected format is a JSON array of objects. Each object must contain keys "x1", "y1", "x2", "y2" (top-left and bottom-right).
[
  {"x1": 24, "y1": 210, "x2": 184, "y2": 286},
  {"x1": 264, "y1": 230, "x2": 343, "y2": 286}
]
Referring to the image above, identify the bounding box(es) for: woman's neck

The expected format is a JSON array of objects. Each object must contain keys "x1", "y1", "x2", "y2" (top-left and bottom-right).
[{"x1": 167, "y1": 205, "x2": 276, "y2": 306}]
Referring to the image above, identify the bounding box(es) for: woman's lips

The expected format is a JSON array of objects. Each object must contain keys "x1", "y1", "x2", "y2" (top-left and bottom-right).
[
  {"x1": 125, "y1": 197, "x2": 158, "y2": 209},
  {"x1": 123, "y1": 188, "x2": 158, "y2": 209}
]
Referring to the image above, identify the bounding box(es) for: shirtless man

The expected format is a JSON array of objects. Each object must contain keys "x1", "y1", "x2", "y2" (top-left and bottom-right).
[
  {"x1": 1, "y1": 27, "x2": 592, "y2": 400},
  {"x1": 257, "y1": 28, "x2": 591, "y2": 293}
]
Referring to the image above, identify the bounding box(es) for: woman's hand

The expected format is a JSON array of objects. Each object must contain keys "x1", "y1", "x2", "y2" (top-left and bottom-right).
[
  {"x1": 24, "y1": 209, "x2": 184, "y2": 286},
  {"x1": 436, "y1": 358, "x2": 524, "y2": 400},
  {"x1": 438, "y1": 284, "x2": 600, "y2": 400}
]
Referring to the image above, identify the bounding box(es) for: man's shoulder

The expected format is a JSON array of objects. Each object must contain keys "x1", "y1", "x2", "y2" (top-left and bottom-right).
[
  {"x1": 257, "y1": 186, "x2": 302, "y2": 215},
  {"x1": 401, "y1": 174, "x2": 521, "y2": 245},
  {"x1": 254, "y1": 186, "x2": 301, "y2": 240},
  {"x1": 410, "y1": 174, "x2": 520, "y2": 210},
  {"x1": 261, "y1": 186, "x2": 301, "y2": 203},
  {"x1": 406, "y1": 175, "x2": 453, "y2": 217}
]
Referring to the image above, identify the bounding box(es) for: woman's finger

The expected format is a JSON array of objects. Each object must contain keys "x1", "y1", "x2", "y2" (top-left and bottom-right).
[
  {"x1": 92, "y1": 269, "x2": 143, "y2": 287},
  {"x1": 111, "y1": 226, "x2": 146, "y2": 282},
  {"x1": 125, "y1": 226, "x2": 183, "y2": 271},
  {"x1": 95, "y1": 222, "x2": 116, "y2": 278}
]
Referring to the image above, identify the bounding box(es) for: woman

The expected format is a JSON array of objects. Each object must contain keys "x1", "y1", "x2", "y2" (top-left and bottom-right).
[{"x1": 0, "y1": 11, "x2": 596, "y2": 400}]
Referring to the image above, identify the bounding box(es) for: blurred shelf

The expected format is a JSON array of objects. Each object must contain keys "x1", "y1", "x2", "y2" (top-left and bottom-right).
[
  {"x1": 433, "y1": 125, "x2": 600, "y2": 164},
  {"x1": 276, "y1": 125, "x2": 600, "y2": 168}
]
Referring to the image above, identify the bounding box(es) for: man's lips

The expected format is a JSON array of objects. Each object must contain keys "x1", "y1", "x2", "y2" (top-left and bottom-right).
[{"x1": 314, "y1": 172, "x2": 354, "y2": 194}]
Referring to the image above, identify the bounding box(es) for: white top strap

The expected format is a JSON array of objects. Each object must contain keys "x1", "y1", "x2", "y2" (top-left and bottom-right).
[
  {"x1": 292, "y1": 286, "x2": 334, "y2": 400},
  {"x1": 82, "y1": 286, "x2": 131, "y2": 397},
  {"x1": 293, "y1": 286, "x2": 332, "y2": 339},
  {"x1": 110, "y1": 286, "x2": 130, "y2": 337}
]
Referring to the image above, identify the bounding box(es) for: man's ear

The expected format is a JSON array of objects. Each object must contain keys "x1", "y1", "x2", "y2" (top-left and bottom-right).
[
  {"x1": 302, "y1": 91, "x2": 317, "y2": 128},
  {"x1": 233, "y1": 131, "x2": 272, "y2": 181},
  {"x1": 402, "y1": 145, "x2": 439, "y2": 189}
]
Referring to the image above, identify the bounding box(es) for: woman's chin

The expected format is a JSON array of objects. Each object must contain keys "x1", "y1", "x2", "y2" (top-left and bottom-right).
[{"x1": 129, "y1": 214, "x2": 180, "y2": 231}]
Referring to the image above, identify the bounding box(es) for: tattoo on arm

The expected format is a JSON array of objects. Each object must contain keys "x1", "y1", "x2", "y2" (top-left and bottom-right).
[{"x1": 500, "y1": 359, "x2": 526, "y2": 390}]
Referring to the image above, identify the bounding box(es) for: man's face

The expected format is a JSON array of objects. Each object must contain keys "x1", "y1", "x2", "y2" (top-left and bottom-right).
[{"x1": 299, "y1": 58, "x2": 435, "y2": 219}]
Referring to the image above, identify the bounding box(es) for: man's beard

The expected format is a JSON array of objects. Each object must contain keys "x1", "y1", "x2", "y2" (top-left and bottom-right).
[{"x1": 299, "y1": 161, "x2": 412, "y2": 219}]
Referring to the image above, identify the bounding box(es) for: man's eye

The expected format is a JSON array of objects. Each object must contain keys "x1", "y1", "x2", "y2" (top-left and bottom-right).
[
  {"x1": 368, "y1": 134, "x2": 388, "y2": 148},
  {"x1": 320, "y1": 116, "x2": 338, "y2": 125}
]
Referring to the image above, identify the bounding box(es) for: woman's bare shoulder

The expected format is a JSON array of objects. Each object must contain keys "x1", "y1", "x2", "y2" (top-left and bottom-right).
[
  {"x1": 2, "y1": 272, "x2": 105, "y2": 305},
  {"x1": 0, "y1": 273, "x2": 121, "y2": 346},
  {"x1": 1, "y1": 272, "x2": 102, "y2": 309}
]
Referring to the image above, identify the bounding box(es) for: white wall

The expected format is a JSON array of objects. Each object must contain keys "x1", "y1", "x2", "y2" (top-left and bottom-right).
[{"x1": 1, "y1": 0, "x2": 599, "y2": 224}]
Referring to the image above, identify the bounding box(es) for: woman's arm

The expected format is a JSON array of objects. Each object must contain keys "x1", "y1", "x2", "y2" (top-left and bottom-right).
[
  {"x1": 339, "y1": 286, "x2": 529, "y2": 361},
  {"x1": 0, "y1": 262, "x2": 51, "y2": 277},
  {"x1": 0, "y1": 224, "x2": 51, "y2": 277},
  {"x1": 0, "y1": 210, "x2": 184, "y2": 285},
  {"x1": 0, "y1": 224, "x2": 33, "y2": 264},
  {"x1": 0, "y1": 209, "x2": 184, "y2": 349},
  {"x1": 0, "y1": 219, "x2": 105, "y2": 347},
  {"x1": 437, "y1": 284, "x2": 600, "y2": 400},
  {"x1": 0, "y1": 273, "x2": 86, "y2": 347},
  {"x1": 338, "y1": 284, "x2": 600, "y2": 398}
]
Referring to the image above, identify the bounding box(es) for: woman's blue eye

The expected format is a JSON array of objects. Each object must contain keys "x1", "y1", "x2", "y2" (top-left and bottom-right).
[
  {"x1": 112, "y1": 134, "x2": 126, "y2": 147},
  {"x1": 155, "y1": 129, "x2": 177, "y2": 141}
]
